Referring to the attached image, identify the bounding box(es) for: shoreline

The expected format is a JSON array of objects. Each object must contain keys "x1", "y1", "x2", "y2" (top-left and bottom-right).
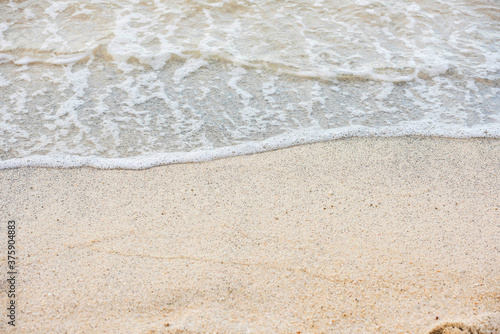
[
  {"x1": 1, "y1": 136, "x2": 499, "y2": 333},
  {"x1": 2, "y1": 131, "x2": 500, "y2": 170}
]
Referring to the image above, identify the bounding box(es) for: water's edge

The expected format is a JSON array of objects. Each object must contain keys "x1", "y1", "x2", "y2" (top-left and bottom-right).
[{"x1": 2, "y1": 128, "x2": 499, "y2": 170}]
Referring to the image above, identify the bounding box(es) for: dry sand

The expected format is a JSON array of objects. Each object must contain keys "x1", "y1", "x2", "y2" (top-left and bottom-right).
[{"x1": 0, "y1": 136, "x2": 499, "y2": 333}]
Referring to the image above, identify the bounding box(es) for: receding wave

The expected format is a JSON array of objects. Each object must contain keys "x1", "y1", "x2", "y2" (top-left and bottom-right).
[{"x1": 0, "y1": 0, "x2": 499, "y2": 169}]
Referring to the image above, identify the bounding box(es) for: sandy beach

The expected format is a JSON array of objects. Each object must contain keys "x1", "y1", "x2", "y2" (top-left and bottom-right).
[{"x1": 0, "y1": 136, "x2": 499, "y2": 333}]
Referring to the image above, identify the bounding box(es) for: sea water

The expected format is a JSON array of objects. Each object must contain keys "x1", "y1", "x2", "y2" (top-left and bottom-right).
[{"x1": 0, "y1": 0, "x2": 499, "y2": 169}]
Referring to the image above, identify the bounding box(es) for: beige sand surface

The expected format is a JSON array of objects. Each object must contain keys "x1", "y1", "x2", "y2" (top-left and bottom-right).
[{"x1": 0, "y1": 137, "x2": 499, "y2": 333}]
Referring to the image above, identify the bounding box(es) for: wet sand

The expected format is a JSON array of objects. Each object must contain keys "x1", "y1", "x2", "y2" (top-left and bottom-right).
[{"x1": 0, "y1": 136, "x2": 499, "y2": 333}]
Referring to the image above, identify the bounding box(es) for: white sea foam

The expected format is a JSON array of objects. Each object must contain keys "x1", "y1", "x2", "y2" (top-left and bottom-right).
[{"x1": 0, "y1": 0, "x2": 499, "y2": 169}]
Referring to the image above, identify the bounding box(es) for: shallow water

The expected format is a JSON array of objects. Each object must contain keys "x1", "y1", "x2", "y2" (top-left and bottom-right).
[{"x1": 1, "y1": 0, "x2": 499, "y2": 168}]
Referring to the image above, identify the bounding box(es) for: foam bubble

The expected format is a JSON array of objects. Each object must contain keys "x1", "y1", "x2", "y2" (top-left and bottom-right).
[{"x1": 173, "y1": 58, "x2": 209, "y2": 84}]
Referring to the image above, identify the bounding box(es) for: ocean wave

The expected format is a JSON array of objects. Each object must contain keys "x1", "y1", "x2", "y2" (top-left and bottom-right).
[
  {"x1": 0, "y1": 0, "x2": 499, "y2": 168},
  {"x1": 1, "y1": 0, "x2": 498, "y2": 79}
]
